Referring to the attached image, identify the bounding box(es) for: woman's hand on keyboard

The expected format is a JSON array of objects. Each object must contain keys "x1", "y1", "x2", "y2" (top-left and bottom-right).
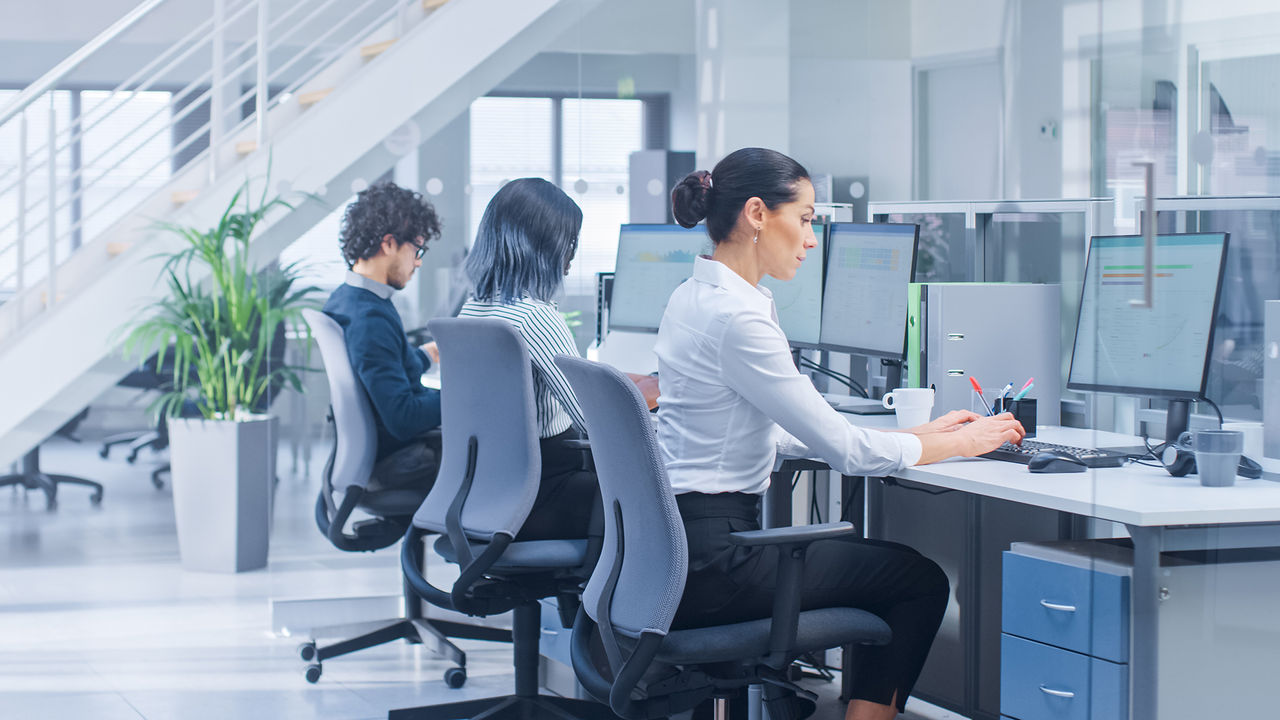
[{"x1": 916, "y1": 412, "x2": 1026, "y2": 465}]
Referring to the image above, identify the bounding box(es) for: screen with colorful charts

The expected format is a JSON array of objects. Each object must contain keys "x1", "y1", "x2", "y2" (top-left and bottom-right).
[
  {"x1": 609, "y1": 224, "x2": 710, "y2": 333},
  {"x1": 818, "y1": 223, "x2": 919, "y2": 358},
  {"x1": 1068, "y1": 233, "x2": 1228, "y2": 398}
]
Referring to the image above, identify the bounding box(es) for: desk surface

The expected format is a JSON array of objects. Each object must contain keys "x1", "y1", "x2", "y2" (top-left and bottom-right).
[{"x1": 789, "y1": 420, "x2": 1280, "y2": 528}]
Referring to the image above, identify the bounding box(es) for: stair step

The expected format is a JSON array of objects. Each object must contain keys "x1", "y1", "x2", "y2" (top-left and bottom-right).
[
  {"x1": 297, "y1": 88, "x2": 333, "y2": 108},
  {"x1": 361, "y1": 39, "x2": 397, "y2": 59},
  {"x1": 423, "y1": 0, "x2": 450, "y2": 9},
  {"x1": 235, "y1": 140, "x2": 258, "y2": 155},
  {"x1": 171, "y1": 190, "x2": 199, "y2": 205},
  {"x1": 106, "y1": 242, "x2": 130, "y2": 257}
]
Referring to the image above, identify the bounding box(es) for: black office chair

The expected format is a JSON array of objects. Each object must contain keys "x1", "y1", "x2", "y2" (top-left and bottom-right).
[
  {"x1": 396, "y1": 317, "x2": 615, "y2": 720},
  {"x1": 555, "y1": 354, "x2": 893, "y2": 720},
  {"x1": 298, "y1": 309, "x2": 510, "y2": 685},
  {"x1": 0, "y1": 445, "x2": 103, "y2": 511}
]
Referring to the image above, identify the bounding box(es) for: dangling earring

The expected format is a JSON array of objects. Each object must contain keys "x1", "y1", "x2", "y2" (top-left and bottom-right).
[{"x1": 752, "y1": 226, "x2": 759, "y2": 244}]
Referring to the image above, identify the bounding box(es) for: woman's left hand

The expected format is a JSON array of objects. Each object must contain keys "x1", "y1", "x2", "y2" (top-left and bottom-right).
[{"x1": 910, "y1": 409, "x2": 981, "y2": 434}]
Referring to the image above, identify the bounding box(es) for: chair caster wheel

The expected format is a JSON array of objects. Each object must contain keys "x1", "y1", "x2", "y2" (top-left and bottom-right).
[
  {"x1": 298, "y1": 642, "x2": 317, "y2": 662},
  {"x1": 305, "y1": 664, "x2": 322, "y2": 683},
  {"x1": 444, "y1": 667, "x2": 466, "y2": 688}
]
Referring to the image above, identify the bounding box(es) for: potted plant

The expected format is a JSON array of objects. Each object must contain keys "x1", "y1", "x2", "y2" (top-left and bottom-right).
[{"x1": 123, "y1": 181, "x2": 319, "y2": 572}]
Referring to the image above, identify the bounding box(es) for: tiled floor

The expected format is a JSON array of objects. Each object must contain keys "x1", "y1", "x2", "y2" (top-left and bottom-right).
[{"x1": 0, "y1": 436, "x2": 961, "y2": 720}]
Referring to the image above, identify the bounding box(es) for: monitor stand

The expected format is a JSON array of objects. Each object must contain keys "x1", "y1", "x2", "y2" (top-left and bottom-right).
[{"x1": 1100, "y1": 398, "x2": 1192, "y2": 459}]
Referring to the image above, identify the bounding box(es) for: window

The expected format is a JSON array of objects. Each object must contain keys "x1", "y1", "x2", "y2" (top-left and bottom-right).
[
  {"x1": 0, "y1": 90, "x2": 74, "y2": 291},
  {"x1": 79, "y1": 90, "x2": 173, "y2": 243},
  {"x1": 467, "y1": 95, "x2": 645, "y2": 297}
]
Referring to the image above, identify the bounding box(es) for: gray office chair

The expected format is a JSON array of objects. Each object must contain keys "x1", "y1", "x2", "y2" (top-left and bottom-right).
[
  {"x1": 397, "y1": 317, "x2": 615, "y2": 720},
  {"x1": 554, "y1": 354, "x2": 893, "y2": 720},
  {"x1": 299, "y1": 309, "x2": 507, "y2": 686}
]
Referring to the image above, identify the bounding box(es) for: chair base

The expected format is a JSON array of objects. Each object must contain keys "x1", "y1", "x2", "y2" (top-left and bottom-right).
[
  {"x1": 302, "y1": 617, "x2": 511, "y2": 685},
  {"x1": 389, "y1": 694, "x2": 620, "y2": 720},
  {"x1": 1, "y1": 449, "x2": 103, "y2": 510},
  {"x1": 99, "y1": 429, "x2": 164, "y2": 463}
]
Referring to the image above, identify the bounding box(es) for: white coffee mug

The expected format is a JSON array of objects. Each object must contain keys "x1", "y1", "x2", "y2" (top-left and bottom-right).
[{"x1": 883, "y1": 388, "x2": 934, "y2": 429}]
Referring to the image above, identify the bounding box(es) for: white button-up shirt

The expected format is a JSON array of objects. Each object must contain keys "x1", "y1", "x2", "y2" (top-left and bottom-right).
[{"x1": 654, "y1": 256, "x2": 923, "y2": 496}]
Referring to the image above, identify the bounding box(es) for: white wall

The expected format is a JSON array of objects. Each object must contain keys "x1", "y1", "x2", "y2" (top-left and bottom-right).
[{"x1": 789, "y1": 0, "x2": 913, "y2": 202}]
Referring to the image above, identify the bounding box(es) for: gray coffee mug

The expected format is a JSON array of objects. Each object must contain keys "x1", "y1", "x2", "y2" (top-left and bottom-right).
[{"x1": 1195, "y1": 430, "x2": 1244, "y2": 487}]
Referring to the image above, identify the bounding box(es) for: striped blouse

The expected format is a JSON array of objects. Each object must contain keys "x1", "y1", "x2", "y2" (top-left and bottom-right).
[{"x1": 458, "y1": 297, "x2": 586, "y2": 438}]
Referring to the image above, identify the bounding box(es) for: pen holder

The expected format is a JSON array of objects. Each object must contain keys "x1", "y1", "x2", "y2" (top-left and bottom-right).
[{"x1": 994, "y1": 398, "x2": 1037, "y2": 438}]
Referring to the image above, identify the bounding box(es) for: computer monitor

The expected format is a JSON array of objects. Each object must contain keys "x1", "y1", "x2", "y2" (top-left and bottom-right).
[
  {"x1": 759, "y1": 221, "x2": 826, "y2": 348},
  {"x1": 818, "y1": 222, "x2": 919, "y2": 359},
  {"x1": 1067, "y1": 232, "x2": 1229, "y2": 442},
  {"x1": 608, "y1": 224, "x2": 710, "y2": 333}
]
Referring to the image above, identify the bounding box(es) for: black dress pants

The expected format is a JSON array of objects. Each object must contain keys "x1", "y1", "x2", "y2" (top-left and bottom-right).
[
  {"x1": 515, "y1": 429, "x2": 602, "y2": 542},
  {"x1": 673, "y1": 492, "x2": 949, "y2": 713}
]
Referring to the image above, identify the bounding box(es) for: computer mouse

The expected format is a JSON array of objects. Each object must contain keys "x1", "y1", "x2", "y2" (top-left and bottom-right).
[{"x1": 1027, "y1": 450, "x2": 1088, "y2": 474}]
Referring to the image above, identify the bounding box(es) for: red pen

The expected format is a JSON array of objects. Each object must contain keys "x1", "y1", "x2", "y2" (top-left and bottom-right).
[{"x1": 969, "y1": 376, "x2": 995, "y2": 416}]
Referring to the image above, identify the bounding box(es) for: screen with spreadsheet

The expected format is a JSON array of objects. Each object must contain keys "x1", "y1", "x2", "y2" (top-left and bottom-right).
[
  {"x1": 818, "y1": 223, "x2": 919, "y2": 358},
  {"x1": 1068, "y1": 233, "x2": 1228, "y2": 399}
]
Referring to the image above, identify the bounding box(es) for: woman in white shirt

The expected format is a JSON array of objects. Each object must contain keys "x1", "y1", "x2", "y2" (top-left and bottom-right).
[{"x1": 656, "y1": 148, "x2": 1024, "y2": 720}]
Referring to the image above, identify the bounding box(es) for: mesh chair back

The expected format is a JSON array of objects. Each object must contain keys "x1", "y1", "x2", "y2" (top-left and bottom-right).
[
  {"x1": 303, "y1": 309, "x2": 377, "y2": 494},
  {"x1": 413, "y1": 317, "x2": 541, "y2": 541},
  {"x1": 554, "y1": 356, "x2": 687, "y2": 639}
]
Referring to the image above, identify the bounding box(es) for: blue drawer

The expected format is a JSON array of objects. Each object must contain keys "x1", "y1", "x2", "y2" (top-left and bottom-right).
[
  {"x1": 539, "y1": 598, "x2": 573, "y2": 667},
  {"x1": 1000, "y1": 634, "x2": 1127, "y2": 720},
  {"x1": 1002, "y1": 551, "x2": 1129, "y2": 662}
]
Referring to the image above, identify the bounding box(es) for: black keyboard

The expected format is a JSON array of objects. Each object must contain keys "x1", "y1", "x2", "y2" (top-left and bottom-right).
[{"x1": 982, "y1": 439, "x2": 1128, "y2": 468}]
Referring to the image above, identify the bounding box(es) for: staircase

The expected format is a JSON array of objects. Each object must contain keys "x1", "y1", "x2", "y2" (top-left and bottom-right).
[{"x1": 0, "y1": 0, "x2": 600, "y2": 470}]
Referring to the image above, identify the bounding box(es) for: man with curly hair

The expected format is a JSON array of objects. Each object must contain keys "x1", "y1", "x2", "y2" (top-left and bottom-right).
[{"x1": 322, "y1": 182, "x2": 444, "y2": 492}]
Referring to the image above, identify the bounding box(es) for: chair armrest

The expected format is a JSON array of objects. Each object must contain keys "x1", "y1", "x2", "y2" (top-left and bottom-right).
[
  {"x1": 728, "y1": 522, "x2": 857, "y2": 669},
  {"x1": 561, "y1": 438, "x2": 592, "y2": 451},
  {"x1": 727, "y1": 521, "x2": 855, "y2": 547}
]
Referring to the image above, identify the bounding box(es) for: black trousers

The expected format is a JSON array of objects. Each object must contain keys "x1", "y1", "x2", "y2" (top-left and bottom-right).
[
  {"x1": 673, "y1": 492, "x2": 949, "y2": 713},
  {"x1": 516, "y1": 429, "x2": 602, "y2": 542}
]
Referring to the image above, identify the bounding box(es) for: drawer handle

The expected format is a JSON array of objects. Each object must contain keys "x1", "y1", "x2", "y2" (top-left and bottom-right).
[
  {"x1": 1039, "y1": 685, "x2": 1076, "y2": 699},
  {"x1": 1039, "y1": 600, "x2": 1077, "y2": 613}
]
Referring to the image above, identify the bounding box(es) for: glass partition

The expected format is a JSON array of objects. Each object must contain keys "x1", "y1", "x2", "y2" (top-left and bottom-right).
[{"x1": 1146, "y1": 197, "x2": 1280, "y2": 422}]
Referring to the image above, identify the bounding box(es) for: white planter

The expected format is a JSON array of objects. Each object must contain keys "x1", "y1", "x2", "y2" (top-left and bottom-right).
[{"x1": 169, "y1": 415, "x2": 278, "y2": 573}]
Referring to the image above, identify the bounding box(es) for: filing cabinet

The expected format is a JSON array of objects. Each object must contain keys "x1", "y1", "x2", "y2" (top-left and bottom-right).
[{"x1": 1001, "y1": 544, "x2": 1129, "y2": 720}]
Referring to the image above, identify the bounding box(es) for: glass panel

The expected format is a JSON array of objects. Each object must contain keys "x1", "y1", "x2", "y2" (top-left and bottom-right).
[
  {"x1": 885, "y1": 212, "x2": 971, "y2": 282},
  {"x1": 984, "y1": 212, "x2": 1088, "y2": 408},
  {"x1": 1168, "y1": 208, "x2": 1280, "y2": 422}
]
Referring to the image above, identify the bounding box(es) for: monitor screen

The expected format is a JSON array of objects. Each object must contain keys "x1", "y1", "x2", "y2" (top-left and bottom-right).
[
  {"x1": 760, "y1": 222, "x2": 825, "y2": 348},
  {"x1": 818, "y1": 222, "x2": 919, "y2": 358},
  {"x1": 608, "y1": 224, "x2": 709, "y2": 333},
  {"x1": 1068, "y1": 232, "x2": 1229, "y2": 399}
]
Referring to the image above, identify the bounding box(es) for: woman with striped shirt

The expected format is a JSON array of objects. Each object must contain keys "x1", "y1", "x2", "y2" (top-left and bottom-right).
[{"x1": 458, "y1": 178, "x2": 659, "y2": 541}]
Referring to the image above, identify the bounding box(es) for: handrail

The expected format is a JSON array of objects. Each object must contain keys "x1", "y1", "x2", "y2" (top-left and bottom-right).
[
  {"x1": 0, "y1": 0, "x2": 172, "y2": 128},
  {"x1": 0, "y1": 0, "x2": 422, "y2": 307}
]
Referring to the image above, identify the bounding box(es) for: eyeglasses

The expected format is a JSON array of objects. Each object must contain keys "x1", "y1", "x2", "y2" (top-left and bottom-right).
[{"x1": 410, "y1": 239, "x2": 427, "y2": 259}]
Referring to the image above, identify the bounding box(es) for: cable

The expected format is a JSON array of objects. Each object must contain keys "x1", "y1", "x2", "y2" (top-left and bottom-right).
[
  {"x1": 799, "y1": 358, "x2": 870, "y2": 398},
  {"x1": 1199, "y1": 396, "x2": 1225, "y2": 426},
  {"x1": 881, "y1": 477, "x2": 955, "y2": 496}
]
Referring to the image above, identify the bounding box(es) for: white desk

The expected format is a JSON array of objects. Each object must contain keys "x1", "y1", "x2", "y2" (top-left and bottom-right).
[{"x1": 775, "y1": 422, "x2": 1280, "y2": 720}]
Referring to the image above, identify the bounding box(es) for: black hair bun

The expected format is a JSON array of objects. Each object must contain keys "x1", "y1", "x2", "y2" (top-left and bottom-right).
[{"x1": 671, "y1": 170, "x2": 712, "y2": 228}]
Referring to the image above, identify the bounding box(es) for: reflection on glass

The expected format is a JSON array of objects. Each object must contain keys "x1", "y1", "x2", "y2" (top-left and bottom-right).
[
  {"x1": 985, "y1": 212, "x2": 1087, "y2": 401},
  {"x1": 887, "y1": 212, "x2": 969, "y2": 282}
]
